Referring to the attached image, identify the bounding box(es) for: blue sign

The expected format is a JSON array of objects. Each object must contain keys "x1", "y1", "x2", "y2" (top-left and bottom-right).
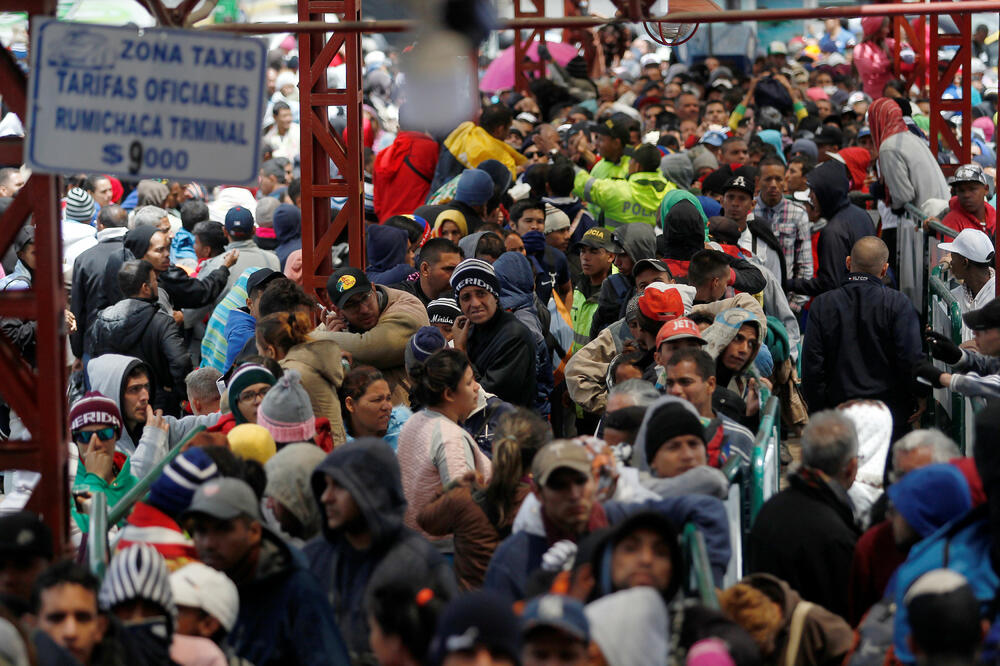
[{"x1": 26, "y1": 18, "x2": 266, "y2": 184}]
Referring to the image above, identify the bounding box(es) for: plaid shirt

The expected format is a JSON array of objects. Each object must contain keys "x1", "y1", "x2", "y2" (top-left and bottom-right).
[{"x1": 754, "y1": 196, "x2": 813, "y2": 280}]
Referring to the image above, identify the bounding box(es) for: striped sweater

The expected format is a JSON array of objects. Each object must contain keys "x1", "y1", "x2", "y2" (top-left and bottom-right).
[{"x1": 396, "y1": 409, "x2": 492, "y2": 539}]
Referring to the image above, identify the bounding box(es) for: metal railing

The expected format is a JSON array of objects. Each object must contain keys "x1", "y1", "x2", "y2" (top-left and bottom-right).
[
  {"x1": 721, "y1": 456, "x2": 746, "y2": 588},
  {"x1": 87, "y1": 493, "x2": 108, "y2": 581},
  {"x1": 751, "y1": 396, "x2": 781, "y2": 523},
  {"x1": 683, "y1": 523, "x2": 720, "y2": 609}
]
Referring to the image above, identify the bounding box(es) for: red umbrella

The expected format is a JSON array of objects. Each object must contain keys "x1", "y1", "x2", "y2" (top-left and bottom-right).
[{"x1": 480, "y1": 41, "x2": 583, "y2": 92}]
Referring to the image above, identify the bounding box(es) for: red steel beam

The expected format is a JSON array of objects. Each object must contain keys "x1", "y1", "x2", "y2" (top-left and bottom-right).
[
  {"x1": 513, "y1": 0, "x2": 547, "y2": 94},
  {"x1": 929, "y1": 10, "x2": 972, "y2": 175},
  {"x1": 298, "y1": 0, "x2": 364, "y2": 295}
]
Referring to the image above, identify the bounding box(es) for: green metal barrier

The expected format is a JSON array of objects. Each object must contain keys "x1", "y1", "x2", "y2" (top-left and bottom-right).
[
  {"x1": 683, "y1": 523, "x2": 720, "y2": 609},
  {"x1": 721, "y1": 456, "x2": 747, "y2": 588},
  {"x1": 107, "y1": 426, "x2": 206, "y2": 526},
  {"x1": 926, "y1": 267, "x2": 967, "y2": 452},
  {"x1": 88, "y1": 493, "x2": 108, "y2": 581},
  {"x1": 751, "y1": 396, "x2": 780, "y2": 523}
]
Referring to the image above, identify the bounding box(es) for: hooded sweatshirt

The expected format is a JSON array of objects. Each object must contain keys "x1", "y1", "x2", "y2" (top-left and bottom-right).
[
  {"x1": 585, "y1": 587, "x2": 670, "y2": 666},
  {"x1": 365, "y1": 225, "x2": 415, "y2": 286},
  {"x1": 786, "y1": 161, "x2": 875, "y2": 297},
  {"x1": 660, "y1": 152, "x2": 695, "y2": 189},
  {"x1": 493, "y1": 252, "x2": 554, "y2": 416},
  {"x1": 265, "y1": 443, "x2": 327, "y2": 542},
  {"x1": 273, "y1": 204, "x2": 303, "y2": 271},
  {"x1": 590, "y1": 222, "x2": 657, "y2": 338},
  {"x1": 303, "y1": 439, "x2": 458, "y2": 660},
  {"x1": 703, "y1": 308, "x2": 767, "y2": 397}
]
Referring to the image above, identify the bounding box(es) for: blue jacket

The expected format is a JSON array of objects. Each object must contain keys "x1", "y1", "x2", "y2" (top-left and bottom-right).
[
  {"x1": 304, "y1": 439, "x2": 458, "y2": 662},
  {"x1": 366, "y1": 224, "x2": 415, "y2": 285},
  {"x1": 224, "y1": 307, "x2": 256, "y2": 372},
  {"x1": 170, "y1": 227, "x2": 197, "y2": 264},
  {"x1": 274, "y1": 204, "x2": 302, "y2": 271},
  {"x1": 483, "y1": 494, "x2": 730, "y2": 601},
  {"x1": 227, "y1": 528, "x2": 350, "y2": 666}
]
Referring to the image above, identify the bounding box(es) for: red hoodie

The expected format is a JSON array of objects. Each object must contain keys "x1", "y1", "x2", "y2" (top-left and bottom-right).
[{"x1": 373, "y1": 131, "x2": 439, "y2": 220}]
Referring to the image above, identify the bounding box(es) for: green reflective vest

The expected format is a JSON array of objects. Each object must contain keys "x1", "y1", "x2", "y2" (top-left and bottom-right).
[
  {"x1": 570, "y1": 266, "x2": 618, "y2": 354},
  {"x1": 574, "y1": 170, "x2": 677, "y2": 229}
]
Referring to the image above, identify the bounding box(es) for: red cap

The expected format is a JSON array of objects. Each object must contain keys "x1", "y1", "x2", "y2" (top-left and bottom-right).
[
  {"x1": 656, "y1": 317, "x2": 706, "y2": 350},
  {"x1": 638, "y1": 284, "x2": 686, "y2": 322}
]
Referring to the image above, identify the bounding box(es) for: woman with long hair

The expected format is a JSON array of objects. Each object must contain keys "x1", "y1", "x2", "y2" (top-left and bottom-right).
[
  {"x1": 396, "y1": 348, "x2": 492, "y2": 545},
  {"x1": 340, "y1": 365, "x2": 411, "y2": 451},
  {"x1": 417, "y1": 407, "x2": 549, "y2": 589},
  {"x1": 255, "y1": 311, "x2": 347, "y2": 445}
]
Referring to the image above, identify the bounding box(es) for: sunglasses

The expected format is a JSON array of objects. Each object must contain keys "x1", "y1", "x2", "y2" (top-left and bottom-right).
[{"x1": 72, "y1": 427, "x2": 117, "y2": 445}]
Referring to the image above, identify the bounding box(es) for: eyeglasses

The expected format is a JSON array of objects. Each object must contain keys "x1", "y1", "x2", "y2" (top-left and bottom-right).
[
  {"x1": 72, "y1": 427, "x2": 117, "y2": 445},
  {"x1": 524, "y1": 150, "x2": 540, "y2": 158},
  {"x1": 239, "y1": 387, "x2": 270, "y2": 403}
]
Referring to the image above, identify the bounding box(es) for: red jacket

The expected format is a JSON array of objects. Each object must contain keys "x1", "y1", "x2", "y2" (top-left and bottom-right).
[
  {"x1": 373, "y1": 131, "x2": 439, "y2": 220},
  {"x1": 941, "y1": 196, "x2": 997, "y2": 237}
]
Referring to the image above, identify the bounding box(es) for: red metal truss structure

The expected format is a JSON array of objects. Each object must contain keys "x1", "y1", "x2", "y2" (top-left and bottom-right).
[
  {"x1": 298, "y1": 0, "x2": 364, "y2": 299},
  {"x1": 514, "y1": 0, "x2": 548, "y2": 95},
  {"x1": 928, "y1": 10, "x2": 973, "y2": 174},
  {"x1": 0, "y1": 0, "x2": 67, "y2": 553}
]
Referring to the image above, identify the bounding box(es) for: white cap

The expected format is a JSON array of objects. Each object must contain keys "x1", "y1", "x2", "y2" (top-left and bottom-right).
[
  {"x1": 640, "y1": 53, "x2": 661, "y2": 67},
  {"x1": 938, "y1": 228, "x2": 995, "y2": 264},
  {"x1": 169, "y1": 562, "x2": 240, "y2": 633}
]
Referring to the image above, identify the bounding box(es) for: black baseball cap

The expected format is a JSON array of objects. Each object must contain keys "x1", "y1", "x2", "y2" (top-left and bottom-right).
[
  {"x1": 723, "y1": 174, "x2": 755, "y2": 197},
  {"x1": 962, "y1": 299, "x2": 1000, "y2": 331},
  {"x1": 576, "y1": 226, "x2": 616, "y2": 252},
  {"x1": 813, "y1": 124, "x2": 843, "y2": 147},
  {"x1": 0, "y1": 511, "x2": 53, "y2": 560},
  {"x1": 326, "y1": 267, "x2": 373, "y2": 308},
  {"x1": 594, "y1": 118, "x2": 630, "y2": 144},
  {"x1": 246, "y1": 268, "x2": 283, "y2": 298}
]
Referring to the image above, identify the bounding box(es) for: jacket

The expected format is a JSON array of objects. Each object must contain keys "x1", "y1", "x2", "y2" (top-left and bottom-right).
[
  {"x1": 466, "y1": 308, "x2": 537, "y2": 407},
  {"x1": 742, "y1": 573, "x2": 854, "y2": 666},
  {"x1": 430, "y1": 121, "x2": 527, "y2": 192},
  {"x1": 542, "y1": 195, "x2": 597, "y2": 248},
  {"x1": 749, "y1": 468, "x2": 860, "y2": 619},
  {"x1": 86, "y1": 298, "x2": 192, "y2": 416},
  {"x1": 566, "y1": 318, "x2": 633, "y2": 413},
  {"x1": 87, "y1": 354, "x2": 220, "y2": 456},
  {"x1": 590, "y1": 222, "x2": 657, "y2": 338},
  {"x1": 801, "y1": 272, "x2": 922, "y2": 416},
  {"x1": 876, "y1": 130, "x2": 950, "y2": 211},
  {"x1": 942, "y1": 195, "x2": 997, "y2": 237},
  {"x1": 228, "y1": 528, "x2": 350, "y2": 666},
  {"x1": 303, "y1": 439, "x2": 458, "y2": 661},
  {"x1": 574, "y1": 169, "x2": 677, "y2": 229},
  {"x1": 786, "y1": 161, "x2": 875, "y2": 297},
  {"x1": 200, "y1": 269, "x2": 256, "y2": 372},
  {"x1": 848, "y1": 520, "x2": 907, "y2": 626},
  {"x1": 949, "y1": 348, "x2": 1000, "y2": 398},
  {"x1": 280, "y1": 339, "x2": 347, "y2": 446},
  {"x1": 494, "y1": 252, "x2": 553, "y2": 414},
  {"x1": 365, "y1": 225, "x2": 415, "y2": 286},
  {"x1": 461, "y1": 389, "x2": 517, "y2": 458},
  {"x1": 585, "y1": 154, "x2": 632, "y2": 219},
  {"x1": 70, "y1": 227, "x2": 129, "y2": 358},
  {"x1": 223, "y1": 308, "x2": 256, "y2": 372},
  {"x1": 199, "y1": 238, "x2": 280, "y2": 300},
  {"x1": 156, "y1": 264, "x2": 231, "y2": 311},
  {"x1": 483, "y1": 494, "x2": 731, "y2": 601},
  {"x1": 70, "y1": 455, "x2": 139, "y2": 533},
  {"x1": 571, "y1": 277, "x2": 605, "y2": 354},
  {"x1": 373, "y1": 130, "x2": 439, "y2": 219},
  {"x1": 274, "y1": 207, "x2": 302, "y2": 272},
  {"x1": 0, "y1": 260, "x2": 35, "y2": 366},
  {"x1": 313, "y1": 286, "x2": 428, "y2": 406},
  {"x1": 418, "y1": 484, "x2": 531, "y2": 590}
]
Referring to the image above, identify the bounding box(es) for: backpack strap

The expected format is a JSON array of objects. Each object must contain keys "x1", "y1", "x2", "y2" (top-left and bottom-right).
[{"x1": 784, "y1": 601, "x2": 815, "y2": 666}]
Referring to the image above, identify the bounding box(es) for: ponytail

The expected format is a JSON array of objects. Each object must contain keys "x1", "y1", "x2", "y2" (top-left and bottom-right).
[{"x1": 256, "y1": 311, "x2": 312, "y2": 354}]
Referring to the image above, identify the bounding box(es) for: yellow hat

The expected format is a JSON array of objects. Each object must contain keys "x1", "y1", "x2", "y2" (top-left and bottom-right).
[{"x1": 227, "y1": 423, "x2": 277, "y2": 464}]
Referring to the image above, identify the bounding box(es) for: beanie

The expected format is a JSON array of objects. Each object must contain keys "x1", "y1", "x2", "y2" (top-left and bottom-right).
[
  {"x1": 887, "y1": 463, "x2": 972, "y2": 538},
  {"x1": 405, "y1": 325, "x2": 448, "y2": 373},
  {"x1": 450, "y1": 257, "x2": 501, "y2": 301},
  {"x1": 228, "y1": 423, "x2": 278, "y2": 464},
  {"x1": 147, "y1": 448, "x2": 220, "y2": 518},
  {"x1": 643, "y1": 401, "x2": 707, "y2": 464},
  {"x1": 625, "y1": 294, "x2": 642, "y2": 323},
  {"x1": 226, "y1": 364, "x2": 277, "y2": 425},
  {"x1": 454, "y1": 168, "x2": 495, "y2": 207},
  {"x1": 255, "y1": 197, "x2": 280, "y2": 228},
  {"x1": 257, "y1": 369, "x2": 316, "y2": 444},
  {"x1": 99, "y1": 544, "x2": 177, "y2": 629},
  {"x1": 69, "y1": 391, "x2": 123, "y2": 437},
  {"x1": 543, "y1": 204, "x2": 571, "y2": 234},
  {"x1": 427, "y1": 297, "x2": 462, "y2": 325},
  {"x1": 65, "y1": 187, "x2": 96, "y2": 223}
]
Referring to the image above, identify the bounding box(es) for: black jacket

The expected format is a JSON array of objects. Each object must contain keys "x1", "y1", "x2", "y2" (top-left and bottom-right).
[
  {"x1": 786, "y1": 161, "x2": 875, "y2": 297},
  {"x1": 304, "y1": 439, "x2": 457, "y2": 662},
  {"x1": 801, "y1": 272, "x2": 923, "y2": 416},
  {"x1": 85, "y1": 298, "x2": 192, "y2": 415},
  {"x1": 749, "y1": 469, "x2": 860, "y2": 619},
  {"x1": 70, "y1": 232, "x2": 130, "y2": 358},
  {"x1": 467, "y1": 309, "x2": 537, "y2": 407},
  {"x1": 156, "y1": 265, "x2": 230, "y2": 310}
]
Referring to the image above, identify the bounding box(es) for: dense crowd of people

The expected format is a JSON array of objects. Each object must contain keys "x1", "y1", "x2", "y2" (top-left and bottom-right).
[{"x1": 0, "y1": 12, "x2": 998, "y2": 666}]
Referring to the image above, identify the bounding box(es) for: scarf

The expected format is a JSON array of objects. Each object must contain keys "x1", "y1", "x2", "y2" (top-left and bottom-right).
[{"x1": 868, "y1": 98, "x2": 909, "y2": 155}]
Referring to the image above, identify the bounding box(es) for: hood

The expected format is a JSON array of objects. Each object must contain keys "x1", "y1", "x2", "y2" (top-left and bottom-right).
[
  {"x1": 614, "y1": 221, "x2": 657, "y2": 264},
  {"x1": 585, "y1": 587, "x2": 669, "y2": 666},
  {"x1": 743, "y1": 572, "x2": 803, "y2": 620},
  {"x1": 634, "y1": 394, "x2": 702, "y2": 471},
  {"x1": 757, "y1": 130, "x2": 785, "y2": 163},
  {"x1": 87, "y1": 354, "x2": 150, "y2": 453},
  {"x1": 94, "y1": 299, "x2": 158, "y2": 351},
  {"x1": 458, "y1": 231, "x2": 489, "y2": 259},
  {"x1": 660, "y1": 153, "x2": 694, "y2": 188},
  {"x1": 265, "y1": 443, "x2": 328, "y2": 541},
  {"x1": 136, "y1": 180, "x2": 169, "y2": 207},
  {"x1": 273, "y1": 204, "x2": 302, "y2": 244},
  {"x1": 661, "y1": 197, "x2": 708, "y2": 261},
  {"x1": 493, "y1": 251, "x2": 536, "y2": 312},
  {"x1": 366, "y1": 224, "x2": 409, "y2": 272},
  {"x1": 124, "y1": 225, "x2": 158, "y2": 260},
  {"x1": 887, "y1": 463, "x2": 972, "y2": 538},
  {"x1": 838, "y1": 400, "x2": 892, "y2": 489},
  {"x1": 807, "y1": 160, "x2": 851, "y2": 219},
  {"x1": 589, "y1": 510, "x2": 684, "y2": 600},
  {"x1": 703, "y1": 307, "x2": 766, "y2": 375},
  {"x1": 310, "y1": 437, "x2": 405, "y2": 545},
  {"x1": 837, "y1": 147, "x2": 871, "y2": 191}
]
